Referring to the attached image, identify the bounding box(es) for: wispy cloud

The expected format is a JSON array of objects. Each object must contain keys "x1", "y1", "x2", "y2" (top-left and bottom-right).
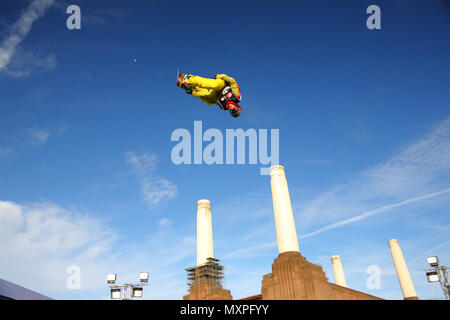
[
  {"x1": 159, "y1": 218, "x2": 173, "y2": 226},
  {"x1": 222, "y1": 242, "x2": 276, "y2": 259},
  {"x1": 57, "y1": 125, "x2": 69, "y2": 135},
  {"x1": 0, "y1": 0, "x2": 54, "y2": 77},
  {"x1": 2, "y1": 49, "x2": 56, "y2": 78},
  {"x1": 301, "y1": 188, "x2": 450, "y2": 239},
  {"x1": 295, "y1": 117, "x2": 450, "y2": 231},
  {"x1": 298, "y1": 159, "x2": 334, "y2": 166},
  {"x1": 0, "y1": 17, "x2": 8, "y2": 27},
  {"x1": 82, "y1": 7, "x2": 127, "y2": 26},
  {"x1": 410, "y1": 239, "x2": 450, "y2": 263},
  {"x1": 0, "y1": 147, "x2": 14, "y2": 163},
  {"x1": 26, "y1": 125, "x2": 68, "y2": 146},
  {"x1": 126, "y1": 151, "x2": 177, "y2": 208},
  {"x1": 360, "y1": 118, "x2": 450, "y2": 195},
  {"x1": 29, "y1": 128, "x2": 50, "y2": 145}
]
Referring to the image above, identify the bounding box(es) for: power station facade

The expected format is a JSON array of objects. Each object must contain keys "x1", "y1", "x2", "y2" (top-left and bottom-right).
[{"x1": 183, "y1": 165, "x2": 418, "y2": 300}]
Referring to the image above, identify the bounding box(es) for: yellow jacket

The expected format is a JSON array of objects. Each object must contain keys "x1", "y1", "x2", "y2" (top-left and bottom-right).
[
  {"x1": 186, "y1": 74, "x2": 241, "y2": 106},
  {"x1": 215, "y1": 74, "x2": 241, "y2": 100}
]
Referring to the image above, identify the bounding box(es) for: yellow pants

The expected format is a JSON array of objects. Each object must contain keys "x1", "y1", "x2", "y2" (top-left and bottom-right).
[{"x1": 187, "y1": 76, "x2": 226, "y2": 106}]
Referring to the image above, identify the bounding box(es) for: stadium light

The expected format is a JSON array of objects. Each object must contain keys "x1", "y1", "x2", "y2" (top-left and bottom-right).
[
  {"x1": 107, "y1": 272, "x2": 149, "y2": 300},
  {"x1": 427, "y1": 256, "x2": 439, "y2": 268},
  {"x1": 424, "y1": 256, "x2": 449, "y2": 300},
  {"x1": 426, "y1": 271, "x2": 440, "y2": 283},
  {"x1": 139, "y1": 272, "x2": 149, "y2": 283},
  {"x1": 132, "y1": 287, "x2": 143, "y2": 298},
  {"x1": 110, "y1": 288, "x2": 122, "y2": 299},
  {"x1": 107, "y1": 273, "x2": 117, "y2": 284}
]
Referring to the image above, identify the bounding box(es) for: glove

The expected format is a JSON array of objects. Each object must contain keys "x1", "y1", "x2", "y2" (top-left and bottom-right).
[{"x1": 185, "y1": 85, "x2": 194, "y2": 95}]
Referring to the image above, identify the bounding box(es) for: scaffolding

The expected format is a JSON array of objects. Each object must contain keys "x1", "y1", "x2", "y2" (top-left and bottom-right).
[{"x1": 185, "y1": 257, "x2": 225, "y2": 299}]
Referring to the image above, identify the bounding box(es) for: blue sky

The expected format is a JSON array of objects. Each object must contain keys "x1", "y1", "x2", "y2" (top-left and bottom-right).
[{"x1": 0, "y1": 0, "x2": 449, "y2": 300}]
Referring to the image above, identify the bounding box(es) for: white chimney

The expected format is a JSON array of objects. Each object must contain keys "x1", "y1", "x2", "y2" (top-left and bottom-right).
[
  {"x1": 331, "y1": 255, "x2": 347, "y2": 287},
  {"x1": 269, "y1": 165, "x2": 300, "y2": 254},
  {"x1": 388, "y1": 239, "x2": 418, "y2": 299},
  {"x1": 196, "y1": 199, "x2": 214, "y2": 266}
]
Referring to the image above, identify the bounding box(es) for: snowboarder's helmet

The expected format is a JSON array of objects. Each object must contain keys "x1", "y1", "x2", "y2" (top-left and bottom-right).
[
  {"x1": 228, "y1": 101, "x2": 241, "y2": 118},
  {"x1": 218, "y1": 86, "x2": 241, "y2": 111}
]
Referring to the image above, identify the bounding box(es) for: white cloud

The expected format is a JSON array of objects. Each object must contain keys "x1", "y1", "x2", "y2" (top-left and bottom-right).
[
  {"x1": 2, "y1": 49, "x2": 56, "y2": 78},
  {"x1": 0, "y1": 201, "x2": 23, "y2": 231},
  {"x1": 29, "y1": 128, "x2": 50, "y2": 145},
  {"x1": 0, "y1": 200, "x2": 117, "y2": 293},
  {"x1": 159, "y1": 218, "x2": 172, "y2": 226},
  {"x1": 26, "y1": 125, "x2": 68, "y2": 146},
  {"x1": 126, "y1": 151, "x2": 177, "y2": 208},
  {"x1": 0, "y1": 0, "x2": 54, "y2": 77},
  {"x1": 0, "y1": 200, "x2": 196, "y2": 299},
  {"x1": 57, "y1": 125, "x2": 69, "y2": 135}
]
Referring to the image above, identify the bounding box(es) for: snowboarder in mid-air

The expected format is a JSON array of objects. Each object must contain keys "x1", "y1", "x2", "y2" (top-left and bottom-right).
[{"x1": 177, "y1": 70, "x2": 242, "y2": 118}]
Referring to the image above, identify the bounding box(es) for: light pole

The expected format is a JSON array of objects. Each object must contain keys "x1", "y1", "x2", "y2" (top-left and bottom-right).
[
  {"x1": 107, "y1": 272, "x2": 149, "y2": 300},
  {"x1": 424, "y1": 256, "x2": 449, "y2": 300}
]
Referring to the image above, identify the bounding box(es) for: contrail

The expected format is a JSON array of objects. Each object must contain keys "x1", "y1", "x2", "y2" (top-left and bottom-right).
[
  {"x1": 300, "y1": 188, "x2": 450, "y2": 239},
  {"x1": 223, "y1": 241, "x2": 276, "y2": 259},
  {"x1": 0, "y1": 0, "x2": 54, "y2": 71},
  {"x1": 410, "y1": 239, "x2": 450, "y2": 263},
  {"x1": 223, "y1": 188, "x2": 450, "y2": 258}
]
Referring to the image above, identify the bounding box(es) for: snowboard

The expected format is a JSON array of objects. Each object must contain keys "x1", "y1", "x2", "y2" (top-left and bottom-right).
[
  {"x1": 177, "y1": 69, "x2": 193, "y2": 94},
  {"x1": 177, "y1": 69, "x2": 189, "y2": 88}
]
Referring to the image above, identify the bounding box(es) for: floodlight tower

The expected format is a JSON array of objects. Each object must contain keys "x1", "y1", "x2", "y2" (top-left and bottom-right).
[
  {"x1": 107, "y1": 272, "x2": 149, "y2": 300},
  {"x1": 424, "y1": 256, "x2": 449, "y2": 300}
]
